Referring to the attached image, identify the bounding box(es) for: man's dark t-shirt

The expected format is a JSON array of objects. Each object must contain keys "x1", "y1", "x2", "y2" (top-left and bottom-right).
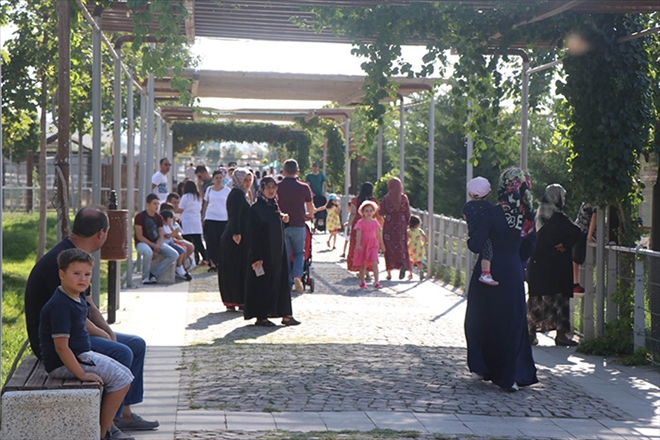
[
  {"x1": 134, "y1": 210, "x2": 163, "y2": 246},
  {"x1": 39, "y1": 287, "x2": 91, "y2": 373},
  {"x1": 277, "y1": 177, "x2": 313, "y2": 227},
  {"x1": 24, "y1": 237, "x2": 90, "y2": 358}
]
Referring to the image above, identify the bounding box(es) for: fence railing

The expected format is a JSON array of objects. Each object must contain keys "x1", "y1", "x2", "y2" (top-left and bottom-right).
[
  {"x1": 2, "y1": 187, "x2": 141, "y2": 213},
  {"x1": 412, "y1": 208, "x2": 660, "y2": 362}
]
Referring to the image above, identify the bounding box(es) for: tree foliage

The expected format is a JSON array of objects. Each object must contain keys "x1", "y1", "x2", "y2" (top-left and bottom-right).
[
  {"x1": 301, "y1": 4, "x2": 658, "y2": 239},
  {"x1": 171, "y1": 120, "x2": 312, "y2": 172}
]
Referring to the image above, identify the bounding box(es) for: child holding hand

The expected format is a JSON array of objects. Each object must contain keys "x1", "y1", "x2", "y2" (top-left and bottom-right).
[
  {"x1": 39, "y1": 248, "x2": 133, "y2": 440},
  {"x1": 354, "y1": 200, "x2": 386, "y2": 289}
]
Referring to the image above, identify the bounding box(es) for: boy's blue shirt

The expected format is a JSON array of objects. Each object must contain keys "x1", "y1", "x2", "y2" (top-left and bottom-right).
[{"x1": 38, "y1": 287, "x2": 91, "y2": 373}]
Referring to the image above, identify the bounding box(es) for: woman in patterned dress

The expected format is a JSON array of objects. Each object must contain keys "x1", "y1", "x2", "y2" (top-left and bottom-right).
[{"x1": 380, "y1": 178, "x2": 411, "y2": 280}]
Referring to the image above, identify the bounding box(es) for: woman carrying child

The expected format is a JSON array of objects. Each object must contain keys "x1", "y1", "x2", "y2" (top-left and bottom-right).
[{"x1": 354, "y1": 200, "x2": 386, "y2": 289}]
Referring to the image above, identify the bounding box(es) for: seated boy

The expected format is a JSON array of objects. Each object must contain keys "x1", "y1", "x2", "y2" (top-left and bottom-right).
[{"x1": 39, "y1": 248, "x2": 134, "y2": 440}]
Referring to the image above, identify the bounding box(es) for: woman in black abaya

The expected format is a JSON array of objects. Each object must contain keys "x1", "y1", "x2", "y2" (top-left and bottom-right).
[{"x1": 244, "y1": 177, "x2": 301, "y2": 327}]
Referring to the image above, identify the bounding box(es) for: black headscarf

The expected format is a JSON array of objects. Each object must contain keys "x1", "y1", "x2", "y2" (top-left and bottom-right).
[{"x1": 257, "y1": 176, "x2": 280, "y2": 212}]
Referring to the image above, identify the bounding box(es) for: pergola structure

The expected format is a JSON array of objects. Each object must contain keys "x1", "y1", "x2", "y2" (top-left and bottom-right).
[{"x1": 1, "y1": 0, "x2": 657, "y2": 329}]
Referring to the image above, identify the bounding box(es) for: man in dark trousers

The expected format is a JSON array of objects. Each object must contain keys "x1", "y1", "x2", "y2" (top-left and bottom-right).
[
  {"x1": 24, "y1": 207, "x2": 159, "y2": 439},
  {"x1": 277, "y1": 159, "x2": 315, "y2": 292}
]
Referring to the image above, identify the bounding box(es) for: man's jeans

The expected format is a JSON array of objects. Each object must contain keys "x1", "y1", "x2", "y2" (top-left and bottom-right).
[
  {"x1": 136, "y1": 242, "x2": 178, "y2": 278},
  {"x1": 284, "y1": 226, "x2": 306, "y2": 287},
  {"x1": 91, "y1": 333, "x2": 146, "y2": 418}
]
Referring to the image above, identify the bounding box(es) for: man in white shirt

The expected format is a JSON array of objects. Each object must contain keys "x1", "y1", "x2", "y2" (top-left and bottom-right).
[{"x1": 152, "y1": 158, "x2": 172, "y2": 204}]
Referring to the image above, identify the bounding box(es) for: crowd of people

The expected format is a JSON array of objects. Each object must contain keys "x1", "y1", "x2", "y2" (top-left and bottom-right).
[{"x1": 24, "y1": 153, "x2": 600, "y2": 438}]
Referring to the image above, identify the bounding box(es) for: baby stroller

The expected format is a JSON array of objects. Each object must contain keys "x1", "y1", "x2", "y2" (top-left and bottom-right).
[
  {"x1": 312, "y1": 194, "x2": 327, "y2": 233},
  {"x1": 290, "y1": 222, "x2": 315, "y2": 292}
]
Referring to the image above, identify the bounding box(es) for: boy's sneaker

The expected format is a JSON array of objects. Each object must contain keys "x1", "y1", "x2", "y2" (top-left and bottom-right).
[
  {"x1": 142, "y1": 276, "x2": 157, "y2": 285},
  {"x1": 184, "y1": 272, "x2": 192, "y2": 281},
  {"x1": 293, "y1": 277, "x2": 304, "y2": 293},
  {"x1": 175, "y1": 265, "x2": 187, "y2": 279},
  {"x1": 479, "y1": 273, "x2": 499, "y2": 286}
]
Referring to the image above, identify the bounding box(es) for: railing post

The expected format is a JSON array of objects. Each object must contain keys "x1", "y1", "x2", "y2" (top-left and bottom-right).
[
  {"x1": 606, "y1": 247, "x2": 618, "y2": 322},
  {"x1": 583, "y1": 244, "x2": 596, "y2": 339},
  {"x1": 107, "y1": 190, "x2": 119, "y2": 324},
  {"x1": 455, "y1": 221, "x2": 465, "y2": 286},
  {"x1": 633, "y1": 257, "x2": 645, "y2": 350}
]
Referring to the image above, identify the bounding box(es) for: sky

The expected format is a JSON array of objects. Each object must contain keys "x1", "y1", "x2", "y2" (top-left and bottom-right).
[
  {"x1": 191, "y1": 37, "x2": 444, "y2": 111},
  {"x1": 1, "y1": 24, "x2": 445, "y2": 110}
]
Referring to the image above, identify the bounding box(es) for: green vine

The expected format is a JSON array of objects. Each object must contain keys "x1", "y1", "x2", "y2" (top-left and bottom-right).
[{"x1": 557, "y1": 14, "x2": 654, "y2": 244}]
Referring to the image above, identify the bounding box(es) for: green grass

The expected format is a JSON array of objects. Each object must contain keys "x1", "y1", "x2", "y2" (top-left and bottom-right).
[{"x1": 1, "y1": 211, "x2": 109, "y2": 381}]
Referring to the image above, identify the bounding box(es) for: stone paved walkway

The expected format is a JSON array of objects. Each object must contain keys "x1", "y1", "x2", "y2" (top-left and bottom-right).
[{"x1": 166, "y1": 235, "x2": 643, "y2": 439}]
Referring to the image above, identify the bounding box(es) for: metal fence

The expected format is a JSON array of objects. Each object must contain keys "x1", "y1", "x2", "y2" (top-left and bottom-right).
[
  {"x1": 412, "y1": 208, "x2": 660, "y2": 362},
  {"x1": 2, "y1": 187, "x2": 141, "y2": 213}
]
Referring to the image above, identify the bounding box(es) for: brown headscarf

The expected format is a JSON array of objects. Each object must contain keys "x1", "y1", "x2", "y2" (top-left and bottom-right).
[{"x1": 387, "y1": 178, "x2": 403, "y2": 207}]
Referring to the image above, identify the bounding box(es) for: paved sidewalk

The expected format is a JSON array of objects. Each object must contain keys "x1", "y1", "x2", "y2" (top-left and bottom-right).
[{"x1": 111, "y1": 233, "x2": 660, "y2": 440}]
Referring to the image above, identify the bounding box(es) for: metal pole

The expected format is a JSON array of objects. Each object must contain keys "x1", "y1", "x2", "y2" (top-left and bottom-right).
[
  {"x1": 126, "y1": 73, "x2": 135, "y2": 288},
  {"x1": 1, "y1": 29, "x2": 4, "y2": 383},
  {"x1": 427, "y1": 94, "x2": 435, "y2": 279},
  {"x1": 91, "y1": 7, "x2": 103, "y2": 306},
  {"x1": 399, "y1": 96, "x2": 405, "y2": 186},
  {"x1": 146, "y1": 72, "x2": 155, "y2": 197},
  {"x1": 107, "y1": 191, "x2": 118, "y2": 324},
  {"x1": 113, "y1": 50, "x2": 122, "y2": 209},
  {"x1": 520, "y1": 59, "x2": 530, "y2": 170},
  {"x1": 156, "y1": 114, "x2": 163, "y2": 165},
  {"x1": 343, "y1": 117, "x2": 350, "y2": 216},
  {"x1": 465, "y1": 100, "x2": 474, "y2": 292},
  {"x1": 138, "y1": 94, "x2": 147, "y2": 212},
  {"x1": 166, "y1": 123, "x2": 174, "y2": 191},
  {"x1": 377, "y1": 125, "x2": 383, "y2": 180},
  {"x1": 596, "y1": 207, "x2": 606, "y2": 337},
  {"x1": 56, "y1": 0, "x2": 71, "y2": 238}
]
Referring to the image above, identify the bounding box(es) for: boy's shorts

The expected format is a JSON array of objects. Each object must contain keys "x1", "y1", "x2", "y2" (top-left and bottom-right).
[
  {"x1": 48, "y1": 351, "x2": 134, "y2": 392},
  {"x1": 171, "y1": 243, "x2": 185, "y2": 255}
]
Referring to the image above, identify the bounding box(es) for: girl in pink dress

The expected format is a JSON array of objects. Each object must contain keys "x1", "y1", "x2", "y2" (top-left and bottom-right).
[{"x1": 354, "y1": 200, "x2": 386, "y2": 289}]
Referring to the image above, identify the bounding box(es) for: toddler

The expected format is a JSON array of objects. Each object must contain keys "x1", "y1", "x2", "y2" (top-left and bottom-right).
[
  {"x1": 325, "y1": 195, "x2": 342, "y2": 250},
  {"x1": 462, "y1": 176, "x2": 499, "y2": 286},
  {"x1": 354, "y1": 200, "x2": 386, "y2": 289},
  {"x1": 407, "y1": 215, "x2": 428, "y2": 280}
]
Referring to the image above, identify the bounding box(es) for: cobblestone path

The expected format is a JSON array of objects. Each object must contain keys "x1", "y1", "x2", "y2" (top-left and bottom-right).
[{"x1": 174, "y1": 236, "x2": 630, "y2": 439}]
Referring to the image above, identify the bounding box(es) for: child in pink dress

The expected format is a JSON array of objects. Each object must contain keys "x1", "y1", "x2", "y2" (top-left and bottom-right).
[{"x1": 354, "y1": 200, "x2": 386, "y2": 289}]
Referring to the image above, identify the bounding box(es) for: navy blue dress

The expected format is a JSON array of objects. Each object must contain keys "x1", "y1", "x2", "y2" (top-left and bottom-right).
[{"x1": 464, "y1": 204, "x2": 539, "y2": 390}]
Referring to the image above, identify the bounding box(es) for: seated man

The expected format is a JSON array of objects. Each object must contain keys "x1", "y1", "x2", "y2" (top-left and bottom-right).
[
  {"x1": 134, "y1": 194, "x2": 179, "y2": 284},
  {"x1": 40, "y1": 248, "x2": 133, "y2": 440},
  {"x1": 25, "y1": 207, "x2": 159, "y2": 439}
]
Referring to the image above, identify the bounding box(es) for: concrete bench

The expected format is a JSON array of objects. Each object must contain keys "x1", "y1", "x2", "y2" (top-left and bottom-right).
[{"x1": 1, "y1": 355, "x2": 102, "y2": 440}]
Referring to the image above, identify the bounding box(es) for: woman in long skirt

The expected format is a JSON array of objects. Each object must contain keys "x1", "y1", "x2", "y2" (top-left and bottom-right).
[
  {"x1": 244, "y1": 177, "x2": 300, "y2": 327},
  {"x1": 380, "y1": 177, "x2": 411, "y2": 280},
  {"x1": 464, "y1": 168, "x2": 538, "y2": 392},
  {"x1": 218, "y1": 168, "x2": 253, "y2": 311}
]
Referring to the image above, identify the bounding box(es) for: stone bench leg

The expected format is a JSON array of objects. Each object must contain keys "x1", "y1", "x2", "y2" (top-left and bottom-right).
[
  {"x1": 156, "y1": 262, "x2": 176, "y2": 284},
  {"x1": 2, "y1": 388, "x2": 101, "y2": 440}
]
